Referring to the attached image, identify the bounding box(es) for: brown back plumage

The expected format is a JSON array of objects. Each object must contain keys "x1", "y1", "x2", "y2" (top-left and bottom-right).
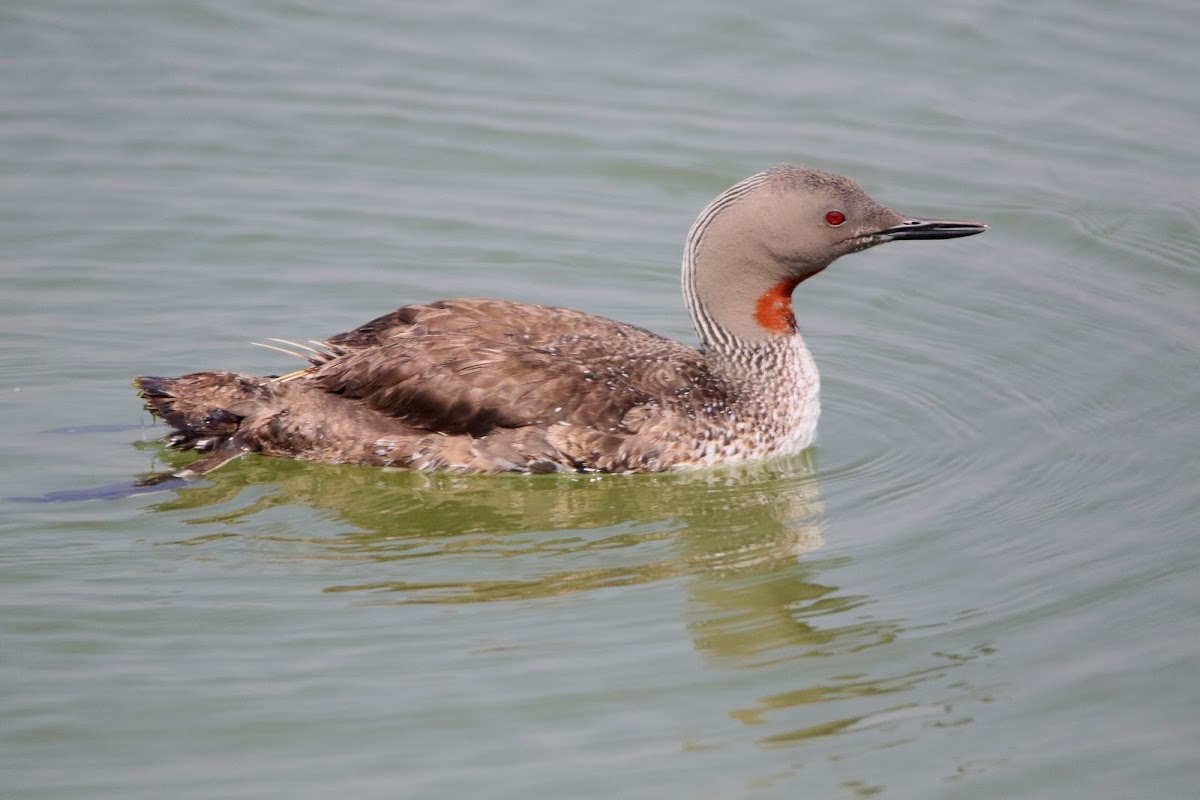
[
  {"x1": 138, "y1": 299, "x2": 731, "y2": 474},
  {"x1": 316, "y1": 300, "x2": 717, "y2": 432}
]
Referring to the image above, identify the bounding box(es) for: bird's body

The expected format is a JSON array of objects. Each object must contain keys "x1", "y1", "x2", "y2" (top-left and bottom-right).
[{"x1": 137, "y1": 166, "x2": 985, "y2": 477}]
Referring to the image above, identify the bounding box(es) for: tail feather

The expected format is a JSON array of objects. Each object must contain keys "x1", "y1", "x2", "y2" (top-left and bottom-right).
[
  {"x1": 135, "y1": 372, "x2": 275, "y2": 450},
  {"x1": 134, "y1": 371, "x2": 279, "y2": 481}
]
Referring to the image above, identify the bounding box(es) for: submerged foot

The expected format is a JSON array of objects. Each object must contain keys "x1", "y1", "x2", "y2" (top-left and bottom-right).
[{"x1": 6, "y1": 475, "x2": 189, "y2": 503}]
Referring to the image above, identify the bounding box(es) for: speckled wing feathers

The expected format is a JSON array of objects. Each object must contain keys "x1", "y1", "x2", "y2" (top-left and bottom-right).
[
  {"x1": 307, "y1": 299, "x2": 726, "y2": 471},
  {"x1": 140, "y1": 298, "x2": 734, "y2": 474},
  {"x1": 317, "y1": 325, "x2": 689, "y2": 425}
]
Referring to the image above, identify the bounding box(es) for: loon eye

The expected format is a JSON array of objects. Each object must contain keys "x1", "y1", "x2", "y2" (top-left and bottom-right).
[{"x1": 825, "y1": 210, "x2": 846, "y2": 226}]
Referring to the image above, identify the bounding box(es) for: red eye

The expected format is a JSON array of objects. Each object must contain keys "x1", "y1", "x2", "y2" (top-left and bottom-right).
[{"x1": 825, "y1": 210, "x2": 846, "y2": 226}]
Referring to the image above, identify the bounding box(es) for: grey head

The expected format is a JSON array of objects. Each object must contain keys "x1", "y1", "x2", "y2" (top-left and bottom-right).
[{"x1": 684, "y1": 164, "x2": 987, "y2": 346}]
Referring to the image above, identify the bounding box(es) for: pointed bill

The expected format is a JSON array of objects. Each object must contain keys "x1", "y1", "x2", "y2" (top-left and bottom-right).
[{"x1": 878, "y1": 218, "x2": 988, "y2": 240}]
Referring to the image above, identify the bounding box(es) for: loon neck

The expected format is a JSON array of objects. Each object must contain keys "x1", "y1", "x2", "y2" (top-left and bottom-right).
[{"x1": 681, "y1": 172, "x2": 822, "y2": 356}]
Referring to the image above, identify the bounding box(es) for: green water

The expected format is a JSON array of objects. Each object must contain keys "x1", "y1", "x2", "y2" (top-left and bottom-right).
[{"x1": 3, "y1": 1, "x2": 1198, "y2": 797}]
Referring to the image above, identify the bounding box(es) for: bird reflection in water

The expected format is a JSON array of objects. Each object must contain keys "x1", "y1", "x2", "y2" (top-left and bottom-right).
[{"x1": 144, "y1": 447, "x2": 996, "y2": 762}]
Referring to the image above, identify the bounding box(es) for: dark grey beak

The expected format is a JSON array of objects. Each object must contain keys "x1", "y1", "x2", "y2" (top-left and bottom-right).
[{"x1": 879, "y1": 218, "x2": 988, "y2": 241}]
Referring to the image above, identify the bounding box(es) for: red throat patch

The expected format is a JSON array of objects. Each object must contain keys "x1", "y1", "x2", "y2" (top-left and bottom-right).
[{"x1": 754, "y1": 278, "x2": 801, "y2": 334}]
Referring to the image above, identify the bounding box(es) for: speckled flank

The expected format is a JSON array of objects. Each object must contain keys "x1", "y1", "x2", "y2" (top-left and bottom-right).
[{"x1": 135, "y1": 165, "x2": 983, "y2": 476}]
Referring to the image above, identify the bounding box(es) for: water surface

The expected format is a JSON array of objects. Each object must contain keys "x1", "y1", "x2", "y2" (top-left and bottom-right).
[{"x1": 3, "y1": 1, "x2": 1198, "y2": 797}]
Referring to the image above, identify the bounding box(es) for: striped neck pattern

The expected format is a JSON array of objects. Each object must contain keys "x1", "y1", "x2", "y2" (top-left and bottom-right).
[{"x1": 681, "y1": 170, "x2": 773, "y2": 353}]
